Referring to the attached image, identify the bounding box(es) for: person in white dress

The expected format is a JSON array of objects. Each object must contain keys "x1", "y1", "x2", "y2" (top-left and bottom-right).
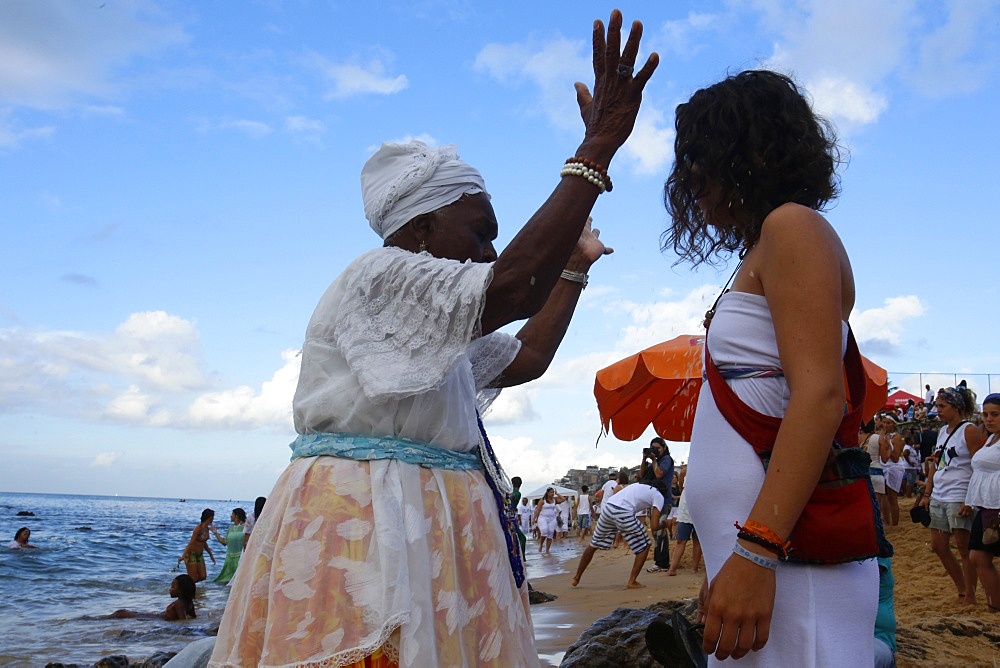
[
  {"x1": 663, "y1": 70, "x2": 879, "y2": 665},
  {"x1": 207, "y1": 13, "x2": 658, "y2": 667}
]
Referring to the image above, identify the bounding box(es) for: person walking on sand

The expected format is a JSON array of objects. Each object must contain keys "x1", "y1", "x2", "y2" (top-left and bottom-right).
[
  {"x1": 577, "y1": 485, "x2": 593, "y2": 542},
  {"x1": 534, "y1": 487, "x2": 567, "y2": 554},
  {"x1": 572, "y1": 481, "x2": 666, "y2": 589}
]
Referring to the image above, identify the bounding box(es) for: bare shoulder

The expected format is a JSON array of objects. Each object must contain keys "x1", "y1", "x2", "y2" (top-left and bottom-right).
[{"x1": 759, "y1": 203, "x2": 842, "y2": 253}]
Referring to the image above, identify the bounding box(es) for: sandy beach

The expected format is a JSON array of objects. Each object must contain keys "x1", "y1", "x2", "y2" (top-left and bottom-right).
[{"x1": 528, "y1": 515, "x2": 1000, "y2": 667}]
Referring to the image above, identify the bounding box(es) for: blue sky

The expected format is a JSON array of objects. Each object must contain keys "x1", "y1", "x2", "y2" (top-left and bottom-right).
[{"x1": 2, "y1": 1, "x2": 999, "y2": 500}]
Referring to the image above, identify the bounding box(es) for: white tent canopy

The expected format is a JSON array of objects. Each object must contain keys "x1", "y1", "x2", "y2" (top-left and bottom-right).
[{"x1": 522, "y1": 484, "x2": 579, "y2": 503}]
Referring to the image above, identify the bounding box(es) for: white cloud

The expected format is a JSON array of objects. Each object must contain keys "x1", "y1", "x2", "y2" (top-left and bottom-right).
[
  {"x1": 91, "y1": 452, "x2": 122, "y2": 467},
  {"x1": 475, "y1": 36, "x2": 674, "y2": 168},
  {"x1": 186, "y1": 349, "x2": 299, "y2": 430},
  {"x1": 652, "y1": 11, "x2": 719, "y2": 59},
  {"x1": 484, "y1": 386, "x2": 538, "y2": 424},
  {"x1": 204, "y1": 119, "x2": 273, "y2": 138},
  {"x1": 910, "y1": 0, "x2": 1000, "y2": 96},
  {"x1": 285, "y1": 116, "x2": 325, "y2": 134},
  {"x1": 0, "y1": 113, "x2": 56, "y2": 149},
  {"x1": 309, "y1": 50, "x2": 408, "y2": 99},
  {"x1": 0, "y1": 1, "x2": 187, "y2": 109},
  {"x1": 806, "y1": 76, "x2": 888, "y2": 126},
  {"x1": 474, "y1": 37, "x2": 589, "y2": 132},
  {"x1": 851, "y1": 295, "x2": 926, "y2": 356},
  {"x1": 622, "y1": 106, "x2": 675, "y2": 175}
]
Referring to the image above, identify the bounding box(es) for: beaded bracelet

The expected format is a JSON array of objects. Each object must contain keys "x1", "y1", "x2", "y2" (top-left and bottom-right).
[
  {"x1": 564, "y1": 157, "x2": 613, "y2": 192},
  {"x1": 733, "y1": 542, "x2": 778, "y2": 570},
  {"x1": 560, "y1": 164, "x2": 608, "y2": 193},
  {"x1": 559, "y1": 269, "x2": 588, "y2": 289}
]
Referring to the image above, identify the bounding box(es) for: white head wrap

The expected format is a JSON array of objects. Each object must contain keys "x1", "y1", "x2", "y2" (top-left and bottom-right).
[{"x1": 361, "y1": 140, "x2": 488, "y2": 240}]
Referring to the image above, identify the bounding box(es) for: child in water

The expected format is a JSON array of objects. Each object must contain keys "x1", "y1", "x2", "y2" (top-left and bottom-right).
[{"x1": 110, "y1": 574, "x2": 197, "y2": 621}]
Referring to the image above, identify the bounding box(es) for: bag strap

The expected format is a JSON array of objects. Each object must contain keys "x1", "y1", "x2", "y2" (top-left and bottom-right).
[
  {"x1": 704, "y1": 327, "x2": 867, "y2": 454},
  {"x1": 935, "y1": 420, "x2": 969, "y2": 469}
]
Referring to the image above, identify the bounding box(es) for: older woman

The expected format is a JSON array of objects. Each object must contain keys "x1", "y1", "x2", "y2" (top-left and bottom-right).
[
  {"x1": 209, "y1": 12, "x2": 657, "y2": 668},
  {"x1": 917, "y1": 386, "x2": 985, "y2": 605},
  {"x1": 667, "y1": 70, "x2": 880, "y2": 664}
]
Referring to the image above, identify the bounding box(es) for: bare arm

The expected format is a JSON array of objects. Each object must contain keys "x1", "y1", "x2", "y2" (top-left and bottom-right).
[
  {"x1": 496, "y1": 220, "x2": 610, "y2": 386},
  {"x1": 480, "y1": 11, "x2": 657, "y2": 334}
]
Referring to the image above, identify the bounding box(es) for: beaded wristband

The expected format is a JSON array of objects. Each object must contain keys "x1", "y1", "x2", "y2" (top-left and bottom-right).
[
  {"x1": 560, "y1": 164, "x2": 607, "y2": 193},
  {"x1": 564, "y1": 157, "x2": 613, "y2": 192},
  {"x1": 733, "y1": 542, "x2": 778, "y2": 570},
  {"x1": 559, "y1": 269, "x2": 588, "y2": 289}
]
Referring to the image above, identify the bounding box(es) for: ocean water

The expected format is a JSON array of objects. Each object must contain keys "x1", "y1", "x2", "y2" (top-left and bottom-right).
[{"x1": 0, "y1": 492, "x2": 253, "y2": 665}]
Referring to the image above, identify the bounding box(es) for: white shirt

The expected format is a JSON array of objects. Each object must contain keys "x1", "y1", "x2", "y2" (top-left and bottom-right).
[
  {"x1": 577, "y1": 494, "x2": 591, "y2": 515},
  {"x1": 517, "y1": 503, "x2": 533, "y2": 529},
  {"x1": 605, "y1": 483, "x2": 665, "y2": 515},
  {"x1": 933, "y1": 422, "x2": 976, "y2": 503},
  {"x1": 599, "y1": 479, "x2": 617, "y2": 503}
]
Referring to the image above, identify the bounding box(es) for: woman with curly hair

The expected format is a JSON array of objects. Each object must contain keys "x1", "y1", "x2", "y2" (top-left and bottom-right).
[
  {"x1": 917, "y1": 386, "x2": 985, "y2": 605},
  {"x1": 667, "y1": 70, "x2": 880, "y2": 664}
]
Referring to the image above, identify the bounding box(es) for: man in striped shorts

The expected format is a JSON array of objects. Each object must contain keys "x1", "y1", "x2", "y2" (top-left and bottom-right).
[{"x1": 571, "y1": 481, "x2": 666, "y2": 589}]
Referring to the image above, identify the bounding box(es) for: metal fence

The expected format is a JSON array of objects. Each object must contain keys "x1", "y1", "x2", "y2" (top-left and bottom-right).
[{"x1": 888, "y1": 372, "x2": 1000, "y2": 403}]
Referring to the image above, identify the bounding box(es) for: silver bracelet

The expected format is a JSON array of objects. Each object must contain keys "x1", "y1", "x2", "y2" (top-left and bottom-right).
[
  {"x1": 733, "y1": 542, "x2": 778, "y2": 570},
  {"x1": 559, "y1": 269, "x2": 588, "y2": 289}
]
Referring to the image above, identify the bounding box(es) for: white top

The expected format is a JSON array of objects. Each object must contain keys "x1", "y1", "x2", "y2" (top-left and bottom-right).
[
  {"x1": 517, "y1": 503, "x2": 533, "y2": 527},
  {"x1": 604, "y1": 482, "x2": 665, "y2": 515},
  {"x1": 966, "y1": 438, "x2": 1000, "y2": 509},
  {"x1": 863, "y1": 434, "x2": 882, "y2": 471},
  {"x1": 902, "y1": 444, "x2": 920, "y2": 470},
  {"x1": 932, "y1": 422, "x2": 976, "y2": 503},
  {"x1": 926, "y1": 389, "x2": 935, "y2": 405},
  {"x1": 243, "y1": 511, "x2": 256, "y2": 536},
  {"x1": 599, "y1": 479, "x2": 618, "y2": 502},
  {"x1": 7, "y1": 541, "x2": 22, "y2": 549},
  {"x1": 576, "y1": 493, "x2": 592, "y2": 515},
  {"x1": 293, "y1": 247, "x2": 520, "y2": 448}
]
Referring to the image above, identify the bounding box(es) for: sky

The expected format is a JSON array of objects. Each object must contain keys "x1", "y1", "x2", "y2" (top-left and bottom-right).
[{"x1": 2, "y1": 0, "x2": 1000, "y2": 501}]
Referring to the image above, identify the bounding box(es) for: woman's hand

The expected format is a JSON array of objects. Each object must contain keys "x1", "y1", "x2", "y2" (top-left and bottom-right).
[
  {"x1": 575, "y1": 10, "x2": 659, "y2": 162},
  {"x1": 702, "y1": 552, "x2": 776, "y2": 660},
  {"x1": 697, "y1": 576, "x2": 709, "y2": 623},
  {"x1": 565, "y1": 217, "x2": 613, "y2": 272}
]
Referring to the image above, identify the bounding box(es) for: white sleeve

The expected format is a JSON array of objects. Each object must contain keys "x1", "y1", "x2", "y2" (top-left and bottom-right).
[{"x1": 324, "y1": 248, "x2": 493, "y2": 401}]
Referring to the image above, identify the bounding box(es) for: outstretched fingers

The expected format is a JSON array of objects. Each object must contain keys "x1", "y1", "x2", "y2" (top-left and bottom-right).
[{"x1": 604, "y1": 9, "x2": 623, "y2": 72}]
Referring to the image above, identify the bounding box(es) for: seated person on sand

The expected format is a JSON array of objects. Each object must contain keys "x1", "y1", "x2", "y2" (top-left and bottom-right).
[
  {"x1": 110, "y1": 574, "x2": 197, "y2": 621},
  {"x1": 572, "y1": 480, "x2": 666, "y2": 589},
  {"x1": 9, "y1": 527, "x2": 37, "y2": 549}
]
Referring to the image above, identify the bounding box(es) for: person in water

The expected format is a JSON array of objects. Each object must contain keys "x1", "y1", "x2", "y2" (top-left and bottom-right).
[
  {"x1": 8, "y1": 527, "x2": 37, "y2": 549},
  {"x1": 110, "y1": 574, "x2": 197, "y2": 621},
  {"x1": 178, "y1": 508, "x2": 216, "y2": 583}
]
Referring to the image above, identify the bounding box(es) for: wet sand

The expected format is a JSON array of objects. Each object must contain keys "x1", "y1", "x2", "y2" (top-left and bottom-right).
[{"x1": 529, "y1": 515, "x2": 1000, "y2": 667}]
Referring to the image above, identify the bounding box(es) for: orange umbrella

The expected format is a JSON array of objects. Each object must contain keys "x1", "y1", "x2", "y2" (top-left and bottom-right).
[{"x1": 595, "y1": 334, "x2": 888, "y2": 443}]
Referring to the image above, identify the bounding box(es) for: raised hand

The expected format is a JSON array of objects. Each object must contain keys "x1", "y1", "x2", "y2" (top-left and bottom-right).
[
  {"x1": 575, "y1": 10, "x2": 659, "y2": 163},
  {"x1": 567, "y1": 217, "x2": 613, "y2": 271}
]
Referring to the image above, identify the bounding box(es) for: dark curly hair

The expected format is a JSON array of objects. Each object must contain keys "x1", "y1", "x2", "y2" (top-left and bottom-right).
[{"x1": 663, "y1": 70, "x2": 844, "y2": 266}]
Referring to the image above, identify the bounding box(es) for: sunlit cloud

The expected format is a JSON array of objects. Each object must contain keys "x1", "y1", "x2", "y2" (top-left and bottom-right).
[
  {"x1": 851, "y1": 295, "x2": 927, "y2": 356},
  {"x1": 309, "y1": 49, "x2": 408, "y2": 99},
  {"x1": 0, "y1": 1, "x2": 187, "y2": 109},
  {"x1": 91, "y1": 451, "x2": 122, "y2": 467}
]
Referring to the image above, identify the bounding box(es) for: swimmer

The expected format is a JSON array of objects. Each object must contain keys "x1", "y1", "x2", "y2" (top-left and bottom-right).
[
  {"x1": 8, "y1": 527, "x2": 37, "y2": 549},
  {"x1": 110, "y1": 574, "x2": 197, "y2": 620}
]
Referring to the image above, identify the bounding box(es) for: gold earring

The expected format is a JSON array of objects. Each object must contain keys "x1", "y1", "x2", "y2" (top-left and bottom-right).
[{"x1": 419, "y1": 240, "x2": 427, "y2": 253}]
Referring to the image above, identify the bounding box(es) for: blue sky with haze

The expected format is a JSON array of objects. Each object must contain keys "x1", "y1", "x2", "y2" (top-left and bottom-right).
[{"x1": 2, "y1": 1, "x2": 999, "y2": 500}]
